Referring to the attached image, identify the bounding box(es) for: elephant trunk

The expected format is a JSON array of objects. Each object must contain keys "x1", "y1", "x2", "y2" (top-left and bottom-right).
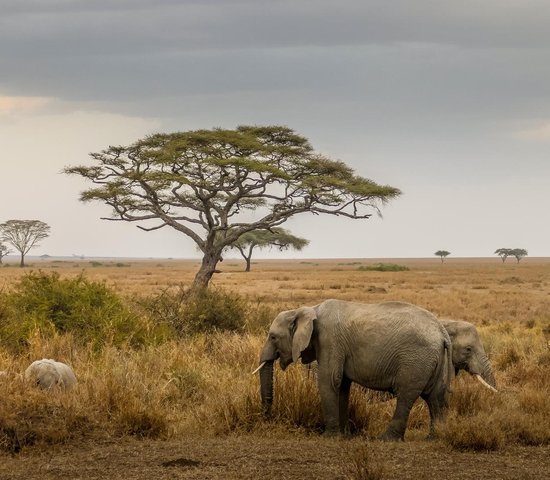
[
  {"x1": 259, "y1": 361, "x2": 274, "y2": 413},
  {"x1": 474, "y1": 355, "x2": 497, "y2": 392}
]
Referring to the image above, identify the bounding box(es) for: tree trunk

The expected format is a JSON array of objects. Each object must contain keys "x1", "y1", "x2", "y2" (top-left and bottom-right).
[
  {"x1": 191, "y1": 249, "x2": 222, "y2": 291},
  {"x1": 244, "y1": 245, "x2": 255, "y2": 272},
  {"x1": 19, "y1": 252, "x2": 25, "y2": 268},
  {"x1": 237, "y1": 245, "x2": 255, "y2": 272}
]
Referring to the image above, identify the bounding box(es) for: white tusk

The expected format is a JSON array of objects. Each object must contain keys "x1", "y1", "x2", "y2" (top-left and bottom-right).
[
  {"x1": 251, "y1": 361, "x2": 266, "y2": 375},
  {"x1": 475, "y1": 374, "x2": 498, "y2": 393}
]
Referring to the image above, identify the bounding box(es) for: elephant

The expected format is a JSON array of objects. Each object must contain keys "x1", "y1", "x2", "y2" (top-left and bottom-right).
[
  {"x1": 24, "y1": 359, "x2": 77, "y2": 390},
  {"x1": 255, "y1": 299, "x2": 453, "y2": 441},
  {"x1": 440, "y1": 319, "x2": 497, "y2": 392}
]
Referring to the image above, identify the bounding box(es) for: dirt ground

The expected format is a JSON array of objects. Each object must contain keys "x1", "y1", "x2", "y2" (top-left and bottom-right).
[{"x1": 1, "y1": 435, "x2": 549, "y2": 480}]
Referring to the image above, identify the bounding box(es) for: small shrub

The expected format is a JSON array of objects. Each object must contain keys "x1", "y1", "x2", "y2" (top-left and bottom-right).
[
  {"x1": 358, "y1": 264, "x2": 409, "y2": 272},
  {"x1": 343, "y1": 443, "x2": 385, "y2": 480},
  {"x1": 501, "y1": 410, "x2": 550, "y2": 446},
  {"x1": 139, "y1": 286, "x2": 269, "y2": 335},
  {"x1": 182, "y1": 287, "x2": 250, "y2": 333},
  {"x1": 439, "y1": 412, "x2": 504, "y2": 451},
  {"x1": 115, "y1": 402, "x2": 168, "y2": 438}
]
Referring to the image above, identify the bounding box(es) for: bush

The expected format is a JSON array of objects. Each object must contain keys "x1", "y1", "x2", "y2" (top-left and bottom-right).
[
  {"x1": 343, "y1": 442, "x2": 385, "y2": 480},
  {"x1": 439, "y1": 412, "x2": 504, "y2": 451},
  {"x1": 139, "y1": 286, "x2": 275, "y2": 336},
  {"x1": 357, "y1": 263, "x2": 409, "y2": 272},
  {"x1": 0, "y1": 271, "x2": 164, "y2": 351}
]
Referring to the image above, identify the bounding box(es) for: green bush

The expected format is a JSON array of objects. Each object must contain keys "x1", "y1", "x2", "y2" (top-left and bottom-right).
[
  {"x1": 139, "y1": 286, "x2": 274, "y2": 336},
  {"x1": 0, "y1": 271, "x2": 164, "y2": 351},
  {"x1": 357, "y1": 263, "x2": 409, "y2": 272}
]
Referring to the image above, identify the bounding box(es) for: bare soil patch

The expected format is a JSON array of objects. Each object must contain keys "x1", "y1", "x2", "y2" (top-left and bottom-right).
[{"x1": 1, "y1": 435, "x2": 549, "y2": 480}]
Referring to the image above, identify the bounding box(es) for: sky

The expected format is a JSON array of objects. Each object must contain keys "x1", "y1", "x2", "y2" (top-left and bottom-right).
[{"x1": 1, "y1": 0, "x2": 549, "y2": 260}]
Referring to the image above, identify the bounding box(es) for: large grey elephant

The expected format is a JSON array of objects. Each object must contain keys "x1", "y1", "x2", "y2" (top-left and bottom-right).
[
  {"x1": 256, "y1": 300, "x2": 453, "y2": 441},
  {"x1": 440, "y1": 319, "x2": 497, "y2": 392}
]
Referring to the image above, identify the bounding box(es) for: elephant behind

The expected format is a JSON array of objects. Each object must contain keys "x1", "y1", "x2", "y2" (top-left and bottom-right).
[
  {"x1": 256, "y1": 300, "x2": 453, "y2": 441},
  {"x1": 440, "y1": 319, "x2": 497, "y2": 392}
]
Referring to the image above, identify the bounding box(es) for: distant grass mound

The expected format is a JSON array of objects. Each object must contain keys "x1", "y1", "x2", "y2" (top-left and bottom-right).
[{"x1": 358, "y1": 263, "x2": 409, "y2": 272}]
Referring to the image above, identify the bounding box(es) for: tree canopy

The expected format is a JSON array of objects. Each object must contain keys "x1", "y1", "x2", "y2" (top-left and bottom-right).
[
  {"x1": 511, "y1": 248, "x2": 528, "y2": 263},
  {"x1": 494, "y1": 248, "x2": 511, "y2": 262},
  {"x1": 227, "y1": 227, "x2": 309, "y2": 271},
  {"x1": 434, "y1": 250, "x2": 450, "y2": 263},
  {"x1": 495, "y1": 248, "x2": 528, "y2": 263},
  {"x1": 65, "y1": 125, "x2": 401, "y2": 290},
  {"x1": 0, "y1": 220, "x2": 51, "y2": 267}
]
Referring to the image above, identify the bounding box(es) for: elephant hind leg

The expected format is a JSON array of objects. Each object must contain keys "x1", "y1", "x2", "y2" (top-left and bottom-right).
[
  {"x1": 379, "y1": 391, "x2": 420, "y2": 441},
  {"x1": 339, "y1": 375, "x2": 352, "y2": 434}
]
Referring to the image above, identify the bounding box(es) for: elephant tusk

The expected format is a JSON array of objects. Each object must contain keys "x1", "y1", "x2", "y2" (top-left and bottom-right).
[
  {"x1": 475, "y1": 374, "x2": 498, "y2": 392},
  {"x1": 251, "y1": 361, "x2": 266, "y2": 375}
]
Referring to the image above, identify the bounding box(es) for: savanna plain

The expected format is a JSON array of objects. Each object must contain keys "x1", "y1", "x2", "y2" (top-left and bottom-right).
[{"x1": 1, "y1": 257, "x2": 549, "y2": 479}]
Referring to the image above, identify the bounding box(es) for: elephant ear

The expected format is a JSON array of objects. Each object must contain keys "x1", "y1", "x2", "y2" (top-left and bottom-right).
[
  {"x1": 441, "y1": 319, "x2": 459, "y2": 341},
  {"x1": 291, "y1": 307, "x2": 316, "y2": 363}
]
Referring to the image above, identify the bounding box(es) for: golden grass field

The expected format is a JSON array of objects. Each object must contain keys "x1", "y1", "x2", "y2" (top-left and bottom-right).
[{"x1": 1, "y1": 256, "x2": 550, "y2": 479}]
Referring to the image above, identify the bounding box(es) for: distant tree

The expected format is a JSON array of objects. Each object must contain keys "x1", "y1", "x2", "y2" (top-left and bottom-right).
[
  {"x1": 227, "y1": 228, "x2": 309, "y2": 272},
  {"x1": 0, "y1": 220, "x2": 51, "y2": 267},
  {"x1": 0, "y1": 242, "x2": 9, "y2": 264},
  {"x1": 434, "y1": 250, "x2": 451, "y2": 263},
  {"x1": 510, "y1": 248, "x2": 528, "y2": 263},
  {"x1": 494, "y1": 248, "x2": 513, "y2": 263},
  {"x1": 65, "y1": 125, "x2": 400, "y2": 292}
]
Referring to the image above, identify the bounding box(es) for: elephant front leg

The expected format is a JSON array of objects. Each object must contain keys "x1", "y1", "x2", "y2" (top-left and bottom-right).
[{"x1": 317, "y1": 370, "x2": 341, "y2": 436}]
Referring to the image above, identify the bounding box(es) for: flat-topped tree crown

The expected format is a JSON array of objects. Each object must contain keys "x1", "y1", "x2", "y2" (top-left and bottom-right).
[{"x1": 65, "y1": 125, "x2": 401, "y2": 291}]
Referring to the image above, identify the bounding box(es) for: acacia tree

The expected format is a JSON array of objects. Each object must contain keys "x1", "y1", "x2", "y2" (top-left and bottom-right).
[
  {"x1": 0, "y1": 242, "x2": 9, "y2": 264},
  {"x1": 0, "y1": 220, "x2": 51, "y2": 267},
  {"x1": 65, "y1": 126, "x2": 400, "y2": 290},
  {"x1": 434, "y1": 250, "x2": 450, "y2": 263},
  {"x1": 227, "y1": 228, "x2": 309, "y2": 272},
  {"x1": 511, "y1": 248, "x2": 528, "y2": 263},
  {"x1": 494, "y1": 248, "x2": 512, "y2": 263}
]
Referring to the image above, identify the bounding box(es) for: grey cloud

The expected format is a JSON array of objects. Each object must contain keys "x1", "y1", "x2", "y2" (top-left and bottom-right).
[{"x1": 2, "y1": 1, "x2": 550, "y2": 60}]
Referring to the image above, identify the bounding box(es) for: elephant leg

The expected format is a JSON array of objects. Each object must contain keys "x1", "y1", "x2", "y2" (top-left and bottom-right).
[
  {"x1": 339, "y1": 375, "x2": 352, "y2": 434},
  {"x1": 379, "y1": 391, "x2": 419, "y2": 441},
  {"x1": 317, "y1": 367, "x2": 342, "y2": 436}
]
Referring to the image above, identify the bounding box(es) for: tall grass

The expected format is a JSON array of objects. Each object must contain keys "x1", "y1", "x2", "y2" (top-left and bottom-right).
[{"x1": 1, "y1": 260, "x2": 550, "y2": 452}]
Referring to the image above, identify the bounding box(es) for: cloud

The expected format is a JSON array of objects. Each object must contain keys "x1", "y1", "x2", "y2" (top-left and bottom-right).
[
  {"x1": 517, "y1": 122, "x2": 550, "y2": 141},
  {"x1": 0, "y1": 96, "x2": 53, "y2": 115}
]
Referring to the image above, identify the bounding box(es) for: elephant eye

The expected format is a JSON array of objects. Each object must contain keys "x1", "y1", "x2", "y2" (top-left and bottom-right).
[{"x1": 269, "y1": 333, "x2": 277, "y2": 341}]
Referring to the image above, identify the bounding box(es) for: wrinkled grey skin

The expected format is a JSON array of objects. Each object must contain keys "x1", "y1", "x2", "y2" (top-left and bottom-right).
[
  {"x1": 258, "y1": 300, "x2": 453, "y2": 441},
  {"x1": 440, "y1": 319, "x2": 496, "y2": 389},
  {"x1": 24, "y1": 359, "x2": 77, "y2": 390}
]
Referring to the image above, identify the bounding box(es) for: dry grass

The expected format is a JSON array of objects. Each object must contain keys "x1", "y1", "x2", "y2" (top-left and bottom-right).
[{"x1": 1, "y1": 257, "x2": 550, "y2": 458}]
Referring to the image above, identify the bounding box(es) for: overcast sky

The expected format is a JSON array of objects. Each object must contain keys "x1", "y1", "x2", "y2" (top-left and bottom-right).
[{"x1": 1, "y1": 0, "x2": 549, "y2": 260}]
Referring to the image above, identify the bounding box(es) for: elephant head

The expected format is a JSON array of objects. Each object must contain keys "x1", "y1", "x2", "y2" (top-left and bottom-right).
[
  {"x1": 441, "y1": 319, "x2": 497, "y2": 392},
  {"x1": 255, "y1": 307, "x2": 316, "y2": 412}
]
